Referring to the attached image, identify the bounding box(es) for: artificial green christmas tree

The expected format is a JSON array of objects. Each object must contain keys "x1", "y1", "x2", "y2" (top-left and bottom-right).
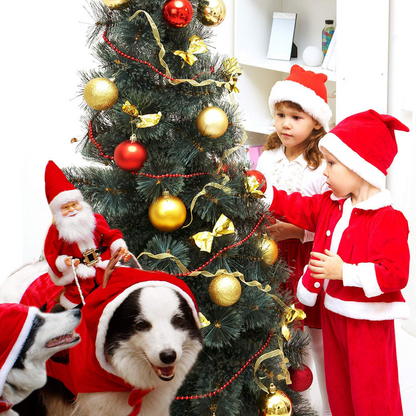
[{"x1": 65, "y1": 0, "x2": 317, "y2": 414}]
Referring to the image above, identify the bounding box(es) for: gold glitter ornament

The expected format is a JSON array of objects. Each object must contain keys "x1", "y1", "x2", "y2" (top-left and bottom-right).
[
  {"x1": 83, "y1": 78, "x2": 118, "y2": 111},
  {"x1": 259, "y1": 235, "x2": 278, "y2": 265},
  {"x1": 197, "y1": 0, "x2": 226, "y2": 27},
  {"x1": 259, "y1": 383, "x2": 293, "y2": 416},
  {"x1": 148, "y1": 191, "x2": 187, "y2": 232},
  {"x1": 102, "y1": 0, "x2": 130, "y2": 10},
  {"x1": 209, "y1": 274, "x2": 242, "y2": 307},
  {"x1": 196, "y1": 106, "x2": 228, "y2": 138}
]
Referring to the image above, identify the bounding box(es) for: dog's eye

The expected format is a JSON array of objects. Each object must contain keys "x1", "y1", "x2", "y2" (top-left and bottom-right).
[
  {"x1": 136, "y1": 320, "x2": 151, "y2": 330},
  {"x1": 172, "y1": 316, "x2": 183, "y2": 325}
]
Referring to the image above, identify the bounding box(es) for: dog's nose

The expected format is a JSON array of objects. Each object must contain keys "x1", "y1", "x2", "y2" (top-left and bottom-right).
[
  {"x1": 160, "y1": 350, "x2": 176, "y2": 364},
  {"x1": 72, "y1": 309, "x2": 81, "y2": 318}
]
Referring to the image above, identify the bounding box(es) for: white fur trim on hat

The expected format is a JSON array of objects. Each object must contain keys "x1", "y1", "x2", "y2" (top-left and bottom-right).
[
  {"x1": 319, "y1": 133, "x2": 386, "y2": 190},
  {"x1": 49, "y1": 189, "x2": 84, "y2": 215},
  {"x1": 95, "y1": 281, "x2": 200, "y2": 376},
  {"x1": 0, "y1": 307, "x2": 37, "y2": 396},
  {"x1": 269, "y1": 80, "x2": 332, "y2": 132}
]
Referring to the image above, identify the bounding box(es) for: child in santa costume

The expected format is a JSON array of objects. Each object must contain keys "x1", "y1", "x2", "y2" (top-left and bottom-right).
[
  {"x1": 269, "y1": 109, "x2": 410, "y2": 415},
  {"x1": 0, "y1": 303, "x2": 38, "y2": 413},
  {"x1": 256, "y1": 64, "x2": 331, "y2": 413},
  {"x1": 44, "y1": 160, "x2": 131, "y2": 309}
]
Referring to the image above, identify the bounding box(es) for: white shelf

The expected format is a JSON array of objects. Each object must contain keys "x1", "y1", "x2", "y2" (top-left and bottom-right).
[{"x1": 239, "y1": 57, "x2": 337, "y2": 82}]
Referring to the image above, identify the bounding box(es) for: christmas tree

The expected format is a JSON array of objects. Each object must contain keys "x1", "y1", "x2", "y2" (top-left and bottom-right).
[{"x1": 65, "y1": 0, "x2": 316, "y2": 414}]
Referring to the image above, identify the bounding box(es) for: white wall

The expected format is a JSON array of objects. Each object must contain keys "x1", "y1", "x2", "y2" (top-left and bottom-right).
[
  {"x1": 388, "y1": 0, "x2": 416, "y2": 335},
  {"x1": 1, "y1": 0, "x2": 94, "y2": 280}
]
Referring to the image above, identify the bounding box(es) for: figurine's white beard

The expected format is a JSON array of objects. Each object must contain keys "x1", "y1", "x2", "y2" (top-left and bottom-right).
[{"x1": 54, "y1": 201, "x2": 96, "y2": 244}]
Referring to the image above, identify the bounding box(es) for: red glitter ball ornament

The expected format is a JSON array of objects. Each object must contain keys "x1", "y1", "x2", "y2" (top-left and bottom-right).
[
  {"x1": 288, "y1": 365, "x2": 313, "y2": 392},
  {"x1": 162, "y1": 0, "x2": 194, "y2": 28},
  {"x1": 114, "y1": 140, "x2": 147, "y2": 172},
  {"x1": 246, "y1": 169, "x2": 267, "y2": 193}
]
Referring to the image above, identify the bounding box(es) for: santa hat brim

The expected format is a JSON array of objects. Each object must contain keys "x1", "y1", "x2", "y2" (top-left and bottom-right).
[
  {"x1": 269, "y1": 80, "x2": 332, "y2": 132},
  {"x1": 95, "y1": 280, "x2": 199, "y2": 376},
  {"x1": 49, "y1": 189, "x2": 84, "y2": 215},
  {"x1": 319, "y1": 133, "x2": 386, "y2": 190},
  {"x1": 0, "y1": 307, "x2": 37, "y2": 396}
]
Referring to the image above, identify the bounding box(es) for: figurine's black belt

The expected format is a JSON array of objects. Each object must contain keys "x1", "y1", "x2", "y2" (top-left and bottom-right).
[{"x1": 76, "y1": 247, "x2": 107, "y2": 267}]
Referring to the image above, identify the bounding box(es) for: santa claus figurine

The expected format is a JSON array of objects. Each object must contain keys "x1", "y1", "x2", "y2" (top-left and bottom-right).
[{"x1": 44, "y1": 161, "x2": 131, "y2": 309}]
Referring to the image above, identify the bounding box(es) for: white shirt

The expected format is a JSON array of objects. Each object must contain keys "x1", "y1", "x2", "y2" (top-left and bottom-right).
[{"x1": 257, "y1": 147, "x2": 329, "y2": 242}]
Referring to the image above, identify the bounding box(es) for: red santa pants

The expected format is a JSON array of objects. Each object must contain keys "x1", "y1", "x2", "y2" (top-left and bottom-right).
[
  {"x1": 321, "y1": 307, "x2": 403, "y2": 416},
  {"x1": 63, "y1": 279, "x2": 96, "y2": 306}
]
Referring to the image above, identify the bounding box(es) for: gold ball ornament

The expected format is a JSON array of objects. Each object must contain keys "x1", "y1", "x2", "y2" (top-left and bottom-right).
[
  {"x1": 83, "y1": 78, "x2": 118, "y2": 111},
  {"x1": 209, "y1": 274, "x2": 242, "y2": 307},
  {"x1": 102, "y1": 0, "x2": 130, "y2": 10},
  {"x1": 260, "y1": 235, "x2": 278, "y2": 265},
  {"x1": 149, "y1": 191, "x2": 187, "y2": 232},
  {"x1": 259, "y1": 383, "x2": 293, "y2": 416},
  {"x1": 197, "y1": 0, "x2": 226, "y2": 27},
  {"x1": 196, "y1": 106, "x2": 228, "y2": 138}
]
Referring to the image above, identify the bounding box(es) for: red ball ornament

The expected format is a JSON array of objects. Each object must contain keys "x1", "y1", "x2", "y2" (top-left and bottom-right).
[
  {"x1": 162, "y1": 0, "x2": 194, "y2": 28},
  {"x1": 114, "y1": 140, "x2": 147, "y2": 172},
  {"x1": 246, "y1": 169, "x2": 267, "y2": 193},
  {"x1": 288, "y1": 365, "x2": 313, "y2": 392}
]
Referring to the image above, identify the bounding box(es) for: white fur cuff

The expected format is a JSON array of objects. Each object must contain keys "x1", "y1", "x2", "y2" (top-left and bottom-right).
[
  {"x1": 110, "y1": 239, "x2": 127, "y2": 254},
  {"x1": 49, "y1": 267, "x2": 75, "y2": 286},
  {"x1": 296, "y1": 279, "x2": 318, "y2": 307}
]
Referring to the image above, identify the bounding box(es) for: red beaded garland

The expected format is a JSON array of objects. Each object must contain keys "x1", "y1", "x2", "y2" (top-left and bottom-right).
[{"x1": 175, "y1": 330, "x2": 274, "y2": 401}]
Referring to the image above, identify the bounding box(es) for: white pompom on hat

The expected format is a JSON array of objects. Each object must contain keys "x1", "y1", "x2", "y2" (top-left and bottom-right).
[
  {"x1": 268, "y1": 64, "x2": 332, "y2": 131},
  {"x1": 319, "y1": 109, "x2": 409, "y2": 190},
  {"x1": 45, "y1": 160, "x2": 83, "y2": 215}
]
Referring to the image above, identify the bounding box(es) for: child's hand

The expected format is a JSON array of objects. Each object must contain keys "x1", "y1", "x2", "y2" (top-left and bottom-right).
[
  {"x1": 266, "y1": 222, "x2": 304, "y2": 242},
  {"x1": 309, "y1": 250, "x2": 343, "y2": 280},
  {"x1": 65, "y1": 257, "x2": 80, "y2": 267}
]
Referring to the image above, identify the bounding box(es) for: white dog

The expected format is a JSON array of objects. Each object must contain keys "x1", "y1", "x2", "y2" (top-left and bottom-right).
[
  {"x1": 1, "y1": 261, "x2": 202, "y2": 416},
  {"x1": 0, "y1": 303, "x2": 81, "y2": 416}
]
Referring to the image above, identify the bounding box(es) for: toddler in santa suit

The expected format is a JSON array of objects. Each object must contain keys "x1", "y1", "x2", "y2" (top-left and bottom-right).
[
  {"x1": 269, "y1": 110, "x2": 410, "y2": 415},
  {"x1": 44, "y1": 161, "x2": 131, "y2": 309}
]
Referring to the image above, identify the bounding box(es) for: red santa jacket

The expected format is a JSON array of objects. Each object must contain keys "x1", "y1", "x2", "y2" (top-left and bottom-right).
[
  {"x1": 270, "y1": 188, "x2": 410, "y2": 321},
  {"x1": 44, "y1": 213, "x2": 126, "y2": 286}
]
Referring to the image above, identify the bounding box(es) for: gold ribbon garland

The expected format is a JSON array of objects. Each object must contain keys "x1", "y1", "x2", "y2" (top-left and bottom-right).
[
  {"x1": 183, "y1": 175, "x2": 232, "y2": 228},
  {"x1": 122, "y1": 100, "x2": 139, "y2": 117},
  {"x1": 254, "y1": 336, "x2": 291, "y2": 391},
  {"x1": 136, "y1": 251, "x2": 189, "y2": 274},
  {"x1": 191, "y1": 214, "x2": 235, "y2": 252},
  {"x1": 173, "y1": 35, "x2": 208, "y2": 66},
  {"x1": 128, "y1": 10, "x2": 239, "y2": 90}
]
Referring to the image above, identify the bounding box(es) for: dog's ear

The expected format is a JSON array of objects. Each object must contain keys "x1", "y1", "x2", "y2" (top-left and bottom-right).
[{"x1": 103, "y1": 247, "x2": 124, "y2": 288}]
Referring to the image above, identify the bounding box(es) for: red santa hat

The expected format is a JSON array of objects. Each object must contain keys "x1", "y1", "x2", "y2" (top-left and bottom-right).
[
  {"x1": 319, "y1": 109, "x2": 409, "y2": 190},
  {"x1": 268, "y1": 64, "x2": 332, "y2": 131},
  {"x1": 0, "y1": 304, "x2": 37, "y2": 410},
  {"x1": 45, "y1": 161, "x2": 83, "y2": 215}
]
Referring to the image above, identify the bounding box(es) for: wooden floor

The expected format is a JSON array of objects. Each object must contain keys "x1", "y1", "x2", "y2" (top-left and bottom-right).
[{"x1": 309, "y1": 321, "x2": 416, "y2": 415}]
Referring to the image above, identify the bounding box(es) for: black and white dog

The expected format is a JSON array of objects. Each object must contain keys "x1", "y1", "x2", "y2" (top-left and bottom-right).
[
  {"x1": 0, "y1": 303, "x2": 81, "y2": 416},
  {"x1": 1, "y1": 261, "x2": 202, "y2": 416}
]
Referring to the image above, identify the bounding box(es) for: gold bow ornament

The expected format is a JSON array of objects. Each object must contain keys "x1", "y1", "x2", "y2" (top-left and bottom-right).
[
  {"x1": 223, "y1": 57, "x2": 242, "y2": 93},
  {"x1": 191, "y1": 214, "x2": 235, "y2": 252},
  {"x1": 122, "y1": 101, "x2": 162, "y2": 128},
  {"x1": 173, "y1": 35, "x2": 208, "y2": 66}
]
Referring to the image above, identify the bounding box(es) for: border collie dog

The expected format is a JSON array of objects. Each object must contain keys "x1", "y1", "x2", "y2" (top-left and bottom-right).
[{"x1": 0, "y1": 305, "x2": 81, "y2": 416}]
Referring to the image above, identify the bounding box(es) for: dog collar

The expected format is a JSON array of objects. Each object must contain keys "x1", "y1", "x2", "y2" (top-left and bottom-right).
[{"x1": 128, "y1": 388, "x2": 154, "y2": 416}]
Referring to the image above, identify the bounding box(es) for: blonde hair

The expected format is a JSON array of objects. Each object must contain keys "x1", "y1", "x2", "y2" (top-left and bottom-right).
[{"x1": 263, "y1": 101, "x2": 327, "y2": 170}]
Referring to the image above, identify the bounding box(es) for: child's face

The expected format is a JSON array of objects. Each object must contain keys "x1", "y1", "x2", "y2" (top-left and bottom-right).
[
  {"x1": 274, "y1": 103, "x2": 321, "y2": 153},
  {"x1": 322, "y1": 148, "x2": 363, "y2": 199},
  {"x1": 60, "y1": 200, "x2": 82, "y2": 217}
]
